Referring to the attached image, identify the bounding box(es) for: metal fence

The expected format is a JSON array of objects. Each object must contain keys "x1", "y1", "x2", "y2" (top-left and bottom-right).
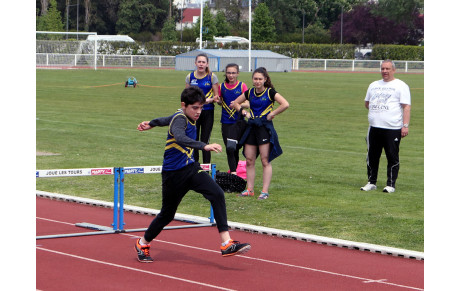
[
  {"x1": 36, "y1": 53, "x2": 424, "y2": 73},
  {"x1": 294, "y1": 59, "x2": 424, "y2": 73},
  {"x1": 36, "y1": 53, "x2": 175, "y2": 69}
]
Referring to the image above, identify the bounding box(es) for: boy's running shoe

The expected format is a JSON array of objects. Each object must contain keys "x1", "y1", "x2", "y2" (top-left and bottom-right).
[
  {"x1": 239, "y1": 189, "x2": 254, "y2": 197},
  {"x1": 221, "y1": 240, "x2": 251, "y2": 257},
  {"x1": 134, "y1": 238, "x2": 154, "y2": 263}
]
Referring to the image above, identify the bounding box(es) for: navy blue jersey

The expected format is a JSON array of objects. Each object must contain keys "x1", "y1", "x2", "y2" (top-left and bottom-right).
[
  {"x1": 163, "y1": 110, "x2": 197, "y2": 171},
  {"x1": 220, "y1": 81, "x2": 245, "y2": 124},
  {"x1": 244, "y1": 88, "x2": 277, "y2": 119},
  {"x1": 187, "y1": 71, "x2": 216, "y2": 111}
]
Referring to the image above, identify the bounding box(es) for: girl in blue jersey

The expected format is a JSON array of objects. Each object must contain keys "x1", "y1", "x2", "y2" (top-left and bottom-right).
[
  {"x1": 218, "y1": 63, "x2": 248, "y2": 174},
  {"x1": 134, "y1": 86, "x2": 250, "y2": 262},
  {"x1": 185, "y1": 53, "x2": 219, "y2": 164},
  {"x1": 230, "y1": 67, "x2": 289, "y2": 200}
]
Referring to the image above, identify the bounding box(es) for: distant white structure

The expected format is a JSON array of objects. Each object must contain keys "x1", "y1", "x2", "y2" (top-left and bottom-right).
[
  {"x1": 195, "y1": 36, "x2": 250, "y2": 44},
  {"x1": 214, "y1": 36, "x2": 249, "y2": 44},
  {"x1": 174, "y1": 0, "x2": 211, "y2": 8},
  {"x1": 87, "y1": 35, "x2": 135, "y2": 42}
]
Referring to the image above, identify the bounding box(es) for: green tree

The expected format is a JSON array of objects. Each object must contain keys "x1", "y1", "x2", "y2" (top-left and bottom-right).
[
  {"x1": 215, "y1": 10, "x2": 230, "y2": 37},
  {"x1": 372, "y1": 0, "x2": 423, "y2": 45},
  {"x1": 264, "y1": 0, "x2": 305, "y2": 34},
  {"x1": 303, "y1": 23, "x2": 332, "y2": 43},
  {"x1": 263, "y1": 0, "x2": 363, "y2": 35},
  {"x1": 194, "y1": 5, "x2": 217, "y2": 41},
  {"x1": 214, "y1": 0, "x2": 244, "y2": 26},
  {"x1": 116, "y1": 0, "x2": 168, "y2": 35},
  {"x1": 252, "y1": 3, "x2": 276, "y2": 42},
  {"x1": 36, "y1": 0, "x2": 64, "y2": 31},
  {"x1": 372, "y1": 0, "x2": 423, "y2": 25},
  {"x1": 161, "y1": 18, "x2": 177, "y2": 41}
]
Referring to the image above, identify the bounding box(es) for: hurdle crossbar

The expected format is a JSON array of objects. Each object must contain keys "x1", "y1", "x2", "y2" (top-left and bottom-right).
[{"x1": 36, "y1": 164, "x2": 217, "y2": 240}]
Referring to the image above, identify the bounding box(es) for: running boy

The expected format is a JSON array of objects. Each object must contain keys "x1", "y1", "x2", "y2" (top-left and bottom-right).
[{"x1": 134, "y1": 86, "x2": 251, "y2": 262}]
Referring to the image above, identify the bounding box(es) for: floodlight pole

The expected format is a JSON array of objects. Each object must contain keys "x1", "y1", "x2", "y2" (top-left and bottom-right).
[
  {"x1": 77, "y1": 0, "x2": 79, "y2": 38},
  {"x1": 248, "y1": 0, "x2": 252, "y2": 72},
  {"x1": 66, "y1": 1, "x2": 80, "y2": 39},
  {"x1": 340, "y1": 6, "x2": 343, "y2": 44},
  {"x1": 200, "y1": 0, "x2": 203, "y2": 49},
  {"x1": 302, "y1": 12, "x2": 305, "y2": 43},
  {"x1": 66, "y1": 4, "x2": 69, "y2": 38},
  {"x1": 180, "y1": 0, "x2": 184, "y2": 43}
]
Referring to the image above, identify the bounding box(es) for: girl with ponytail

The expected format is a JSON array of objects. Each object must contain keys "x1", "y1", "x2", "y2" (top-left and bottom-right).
[{"x1": 230, "y1": 67, "x2": 289, "y2": 200}]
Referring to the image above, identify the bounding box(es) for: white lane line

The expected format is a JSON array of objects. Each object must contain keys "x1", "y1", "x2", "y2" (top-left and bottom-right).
[
  {"x1": 37, "y1": 246, "x2": 235, "y2": 291},
  {"x1": 37, "y1": 217, "x2": 423, "y2": 290},
  {"x1": 37, "y1": 217, "x2": 75, "y2": 226}
]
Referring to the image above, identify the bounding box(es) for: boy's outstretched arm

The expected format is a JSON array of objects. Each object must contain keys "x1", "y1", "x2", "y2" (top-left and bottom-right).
[
  {"x1": 137, "y1": 115, "x2": 174, "y2": 131},
  {"x1": 170, "y1": 116, "x2": 222, "y2": 153}
]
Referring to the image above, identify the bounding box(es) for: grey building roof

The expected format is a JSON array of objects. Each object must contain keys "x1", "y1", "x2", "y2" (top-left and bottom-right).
[{"x1": 177, "y1": 49, "x2": 290, "y2": 59}]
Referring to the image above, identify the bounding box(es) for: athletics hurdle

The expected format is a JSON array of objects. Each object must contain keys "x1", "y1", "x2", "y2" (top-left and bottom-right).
[{"x1": 36, "y1": 164, "x2": 217, "y2": 240}]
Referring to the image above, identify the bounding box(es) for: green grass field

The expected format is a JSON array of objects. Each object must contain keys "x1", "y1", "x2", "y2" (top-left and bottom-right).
[{"x1": 36, "y1": 68, "x2": 424, "y2": 252}]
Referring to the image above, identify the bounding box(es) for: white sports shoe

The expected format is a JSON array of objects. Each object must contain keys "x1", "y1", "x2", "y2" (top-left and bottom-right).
[
  {"x1": 383, "y1": 186, "x2": 395, "y2": 193},
  {"x1": 360, "y1": 182, "x2": 377, "y2": 191}
]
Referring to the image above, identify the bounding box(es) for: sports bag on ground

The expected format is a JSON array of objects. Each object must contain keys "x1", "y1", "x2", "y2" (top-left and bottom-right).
[{"x1": 215, "y1": 171, "x2": 247, "y2": 193}]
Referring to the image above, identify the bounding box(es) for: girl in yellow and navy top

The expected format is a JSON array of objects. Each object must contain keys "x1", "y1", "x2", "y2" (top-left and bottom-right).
[
  {"x1": 134, "y1": 86, "x2": 250, "y2": 262},
  {"x1": 230, "y1": 67, "x2": 289, "y2": 200},
  {"x1": 218, "y1": 63, "x2": 248, "y2": 174},
  {"x1": 185, "y1": 53, "x2": 219, "y2": 164}
]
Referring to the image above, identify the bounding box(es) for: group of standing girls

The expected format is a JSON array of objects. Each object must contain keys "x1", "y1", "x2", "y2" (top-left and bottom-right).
[{"x1": 185, "y1": 53, "x2": 289, "y2": 200}]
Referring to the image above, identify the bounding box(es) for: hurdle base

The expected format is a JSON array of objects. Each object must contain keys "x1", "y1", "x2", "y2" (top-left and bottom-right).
[
  {"x1": 36, "y1": 230, "x2": 119, "y2": 240},
  {"x1": 122, "y1": 223, "x2": 216, "y2": 233},
  {"x1": 36, "y1": 222, "x2": 215, "y2": 240},
  {"x1": 75, "y1": 222, "x2": 114, "y2": 231}
]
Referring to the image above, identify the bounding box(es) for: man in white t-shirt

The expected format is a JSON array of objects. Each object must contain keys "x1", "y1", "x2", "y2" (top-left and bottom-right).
[{"x1": 361, "y1": 60, "x2": 411, "y2": 193}]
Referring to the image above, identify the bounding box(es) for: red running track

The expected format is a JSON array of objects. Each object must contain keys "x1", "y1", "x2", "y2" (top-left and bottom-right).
[{"x1": 36, "y1": 196, "x2": 423, "y2": 290}]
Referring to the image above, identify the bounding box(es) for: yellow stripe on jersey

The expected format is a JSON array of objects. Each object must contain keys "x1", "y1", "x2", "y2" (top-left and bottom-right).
[
  {"x1": 222, "y1": 101, "x2": 237, "y2": 119},
  {"x1": 164, "y1": 140, "x2": 193, "y2": 158},
  {"x1": 168, "y1": 111, "x2": 195, "y2": 136},
  {"x1": 253, "y1": 87, "x2": 268, "y2": 97},
  {"x1": 205, "y1": 90, "x2": 213, "y2": 99},
  {"x1": 259, "y1": 104, "x2": 274, "y2": 117}
]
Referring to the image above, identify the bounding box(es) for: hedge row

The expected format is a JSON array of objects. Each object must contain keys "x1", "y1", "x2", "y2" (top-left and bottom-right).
[
  {"x1": 96, "y1": 41, "x2": 423, "y2": 61},
  {"x1": 248, "y1": 43, "x2": 356, "y2": 59},
  {"x1": 371, "y1": 45, "x2": 424, "y2": 61}
]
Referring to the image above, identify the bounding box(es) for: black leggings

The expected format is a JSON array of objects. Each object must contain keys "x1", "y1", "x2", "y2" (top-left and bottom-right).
[
  {"x1": 221, "y1": 123, "x2": 240, "y2": 172},
  {"x1": 194, "y1": 110, "x2": 214, "y2": 164},
  {"x1": 366, "y1": 126, "x2": 401, "y2": 187},
  {"x1": 143, "y1": 163, "x2": 228, "y2": 242}
]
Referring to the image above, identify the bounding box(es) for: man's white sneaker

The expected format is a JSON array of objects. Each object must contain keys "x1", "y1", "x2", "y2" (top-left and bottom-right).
[
  {"x1": 383, "y1": 186, "x2": 395, "y2": 193},
  {"x1": 360, "y1": 183, "x2": 377, "y2": 191}
]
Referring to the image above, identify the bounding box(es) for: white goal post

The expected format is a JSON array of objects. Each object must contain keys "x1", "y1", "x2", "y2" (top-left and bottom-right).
[{"x1": 36, "y1": 31, "x2": 98, "y2": 70}]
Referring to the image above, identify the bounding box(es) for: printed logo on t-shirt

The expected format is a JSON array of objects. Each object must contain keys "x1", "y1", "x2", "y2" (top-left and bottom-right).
[{"x1": 369, "y1": 87, "x2": 395, "y2": 112}]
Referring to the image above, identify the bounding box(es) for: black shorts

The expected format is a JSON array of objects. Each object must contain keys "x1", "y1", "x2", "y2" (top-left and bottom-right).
[{"x1": 245, "y1": 125, "x2": 270, "y2": 146}]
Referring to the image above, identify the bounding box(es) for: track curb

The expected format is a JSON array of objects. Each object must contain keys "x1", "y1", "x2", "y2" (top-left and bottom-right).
[{"x1": 36, "y1": 190, "x2": 424, "y2": 260}]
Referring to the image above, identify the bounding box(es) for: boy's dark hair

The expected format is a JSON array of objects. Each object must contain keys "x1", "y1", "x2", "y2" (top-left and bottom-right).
[{"x1": 181, "y1": 86, "x2": 206, "y2": 105}]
